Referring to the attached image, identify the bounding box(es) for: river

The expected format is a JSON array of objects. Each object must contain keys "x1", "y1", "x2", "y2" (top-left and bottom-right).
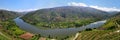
[{"x1": 14, "y1": 17, "x2": 106, "y2": 38}]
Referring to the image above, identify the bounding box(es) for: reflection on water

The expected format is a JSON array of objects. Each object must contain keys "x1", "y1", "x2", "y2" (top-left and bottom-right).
[{"x1": 14, "y1": 17, "x2": 106, "y2": 38}]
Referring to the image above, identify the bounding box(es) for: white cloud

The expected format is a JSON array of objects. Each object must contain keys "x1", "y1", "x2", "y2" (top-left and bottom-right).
[
  {"x1": 68, "y1": 2, "x2": 120, "y2": 12},
  {"x1": 15, "y1": 9, "x2": 39, "y2": 12},
  {"x1": 68, "y1": 2, "x2": 88, "y2": 7},
  {"x1": 89, "y1": 6, "x2": 120, "y2": 12}
]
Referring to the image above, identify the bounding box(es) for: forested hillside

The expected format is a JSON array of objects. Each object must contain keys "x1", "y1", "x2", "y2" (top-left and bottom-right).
[{"x1": 22, "y1": 6, "x2": 110, "y2": 29}]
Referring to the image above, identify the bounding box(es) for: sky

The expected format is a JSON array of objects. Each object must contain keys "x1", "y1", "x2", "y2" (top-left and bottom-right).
[{"x1": 0, "y1": 0, "x2": 120, "y2": 12}]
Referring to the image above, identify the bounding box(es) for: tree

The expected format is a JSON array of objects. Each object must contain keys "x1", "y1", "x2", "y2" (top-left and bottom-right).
[{"x1": 85, "y1": 28, "x2": 92, "y2": 31}]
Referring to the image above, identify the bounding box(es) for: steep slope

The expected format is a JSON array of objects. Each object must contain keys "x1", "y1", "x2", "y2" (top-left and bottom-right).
[
  {"x1": 22, "y1": 6, "x2": 110, "y2": 29},
  {"x1": 100, "y1": 13, "x2": 120, "y2": 30},
  {"x1": 0, "y1": 10, "x2": 26, "y2": 40},
  {"x1": 0, "y1": 10, "x2": 19, "y2": 21},
  {"x1": 75, "y1": 13, "x2": 120, "y2": 40}
]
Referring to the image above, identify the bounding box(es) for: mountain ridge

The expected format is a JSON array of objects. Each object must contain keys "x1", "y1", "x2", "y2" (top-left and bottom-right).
[{"x1": 21, "y1": 6, "x2": 111, "y2": 29}]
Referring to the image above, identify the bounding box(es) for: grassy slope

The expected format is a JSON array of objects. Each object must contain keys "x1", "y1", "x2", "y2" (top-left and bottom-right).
[
  {"x1": 76, "y1": 13, "x2": 120, "y2": 40},
  {"x1": 0, "y1": 10, "x2": 26, "y2": 40},
  {"x1": 0, "y1": 35, "x2": 9, "y2": 40},
  {"x1": 0, "y1": 20, "x2": 26, "y2": 40},
  {"x1": 76, "y1": 30, "x2": 120, "y2": 40},
  {"x1": 0, "y1": 32, "x2": 10, "y2": 40}
]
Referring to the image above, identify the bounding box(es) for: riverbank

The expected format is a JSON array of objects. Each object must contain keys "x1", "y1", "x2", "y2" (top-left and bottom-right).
[{"x1": 14, "y1": 17, "x2": 106, "y2": 39}]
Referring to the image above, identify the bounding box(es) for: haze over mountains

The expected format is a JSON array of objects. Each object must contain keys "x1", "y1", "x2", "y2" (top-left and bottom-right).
[
  {"x1": 20, "y1": 6, "x2": 117, "y2": 29},
  {"x1": 22, "y1": 6, "x2": 110, "y2": 19}
]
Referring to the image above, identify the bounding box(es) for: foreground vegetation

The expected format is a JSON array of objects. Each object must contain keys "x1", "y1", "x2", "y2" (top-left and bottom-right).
[
  {"x1": 0, "y1": 34, "x2": 9, "y2": 40},
  {"x1": 0, "y1": 20, "x2": 25, "y2": 40},
  {"x1": 76, "y1": 29, "x2": 120, "y2": 40}
]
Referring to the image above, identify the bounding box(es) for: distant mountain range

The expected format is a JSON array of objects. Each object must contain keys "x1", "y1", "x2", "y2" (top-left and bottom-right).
[
  {"x1": 22, "y1": 6, "x2": 112, "y2": 22},
  {"x1": 21, "y1": 6, "x2": 115, "y2": 28}
]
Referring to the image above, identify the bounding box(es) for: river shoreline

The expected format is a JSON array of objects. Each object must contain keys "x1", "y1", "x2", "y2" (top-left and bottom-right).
[{"x1": 14, "y1": 17, "x2": 106, "y2": 38}]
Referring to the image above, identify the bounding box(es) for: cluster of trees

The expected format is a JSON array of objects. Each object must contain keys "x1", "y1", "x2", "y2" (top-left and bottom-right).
[
  {"x1": 0, "y1": 20, "x2": 25, "y2": 40},
  {"x1": 22, "y1": 18, "x2": 97, "y2": 29}
]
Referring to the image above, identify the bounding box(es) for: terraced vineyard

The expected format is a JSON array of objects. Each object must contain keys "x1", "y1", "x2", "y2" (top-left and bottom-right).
[
  {"x1": 76, "y1": 30, "x2": 111, "y2": 40},
  {"x1": 99, "y1": 31, "x2": 120, "y2": 40},
  {"x1": 0, "y1": 33, "x2": 9, "y2": 40},
  {"x1": 75, "y1": 13, "x2": 120, "y2": 40},
  {"x1": 76, "y1": 30, "x2": 120, "y2": 40}
]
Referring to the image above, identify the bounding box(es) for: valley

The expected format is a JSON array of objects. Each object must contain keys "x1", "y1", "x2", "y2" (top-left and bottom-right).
[{"x1": 0, "y1": 6, "x2": 120, "y2": 40}]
